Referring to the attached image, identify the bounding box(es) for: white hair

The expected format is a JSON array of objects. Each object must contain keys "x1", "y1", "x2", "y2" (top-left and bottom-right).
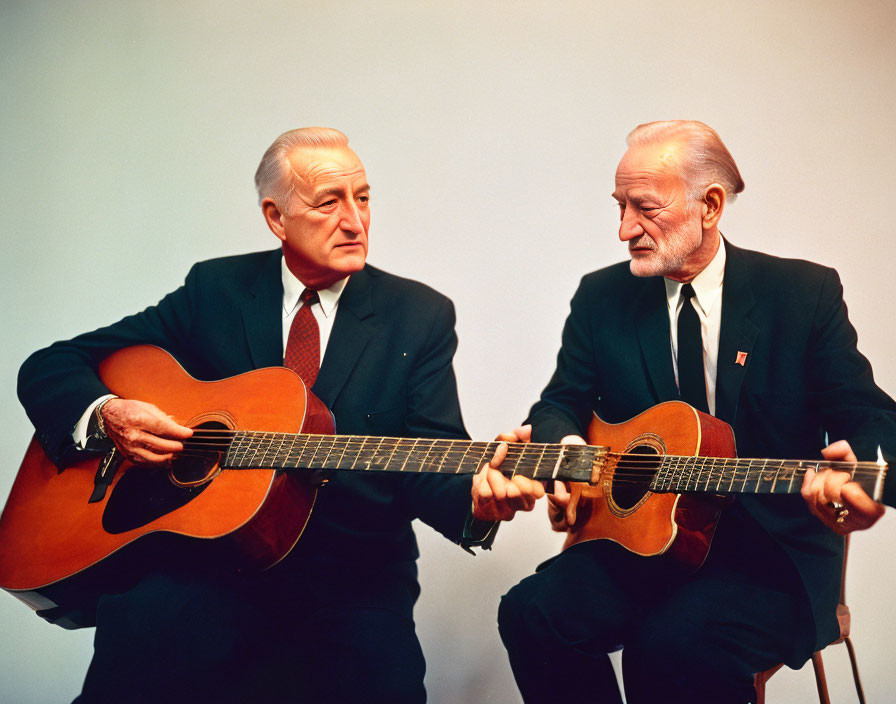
[
  {"x1": 626, "y1": 120, "x2": 745, "y2": 204},
  {"x1": 254, "y1": 127, "x2": 350, "y2": 209}
]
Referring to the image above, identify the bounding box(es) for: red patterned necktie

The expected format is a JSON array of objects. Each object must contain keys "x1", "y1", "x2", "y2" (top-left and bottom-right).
[{"x1": 284, "y1": 288, "x2": 321, "y2": 387}]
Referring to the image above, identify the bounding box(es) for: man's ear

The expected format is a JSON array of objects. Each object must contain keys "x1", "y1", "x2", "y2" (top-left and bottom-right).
[
  {"x1": 261, "y1": 199, "x2": 286, "y2": 242},
  {"x1": 701, "y1": 184, "x2": 726, "y2": 229}
]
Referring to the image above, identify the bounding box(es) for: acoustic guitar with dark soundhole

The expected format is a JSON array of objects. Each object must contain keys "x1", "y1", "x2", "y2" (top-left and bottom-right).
[{"x1": 0, "y1": 346, "x2": 886, "y2": 627}]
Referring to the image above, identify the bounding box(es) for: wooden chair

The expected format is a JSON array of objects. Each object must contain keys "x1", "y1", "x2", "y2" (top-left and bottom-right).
[{"x1": 754, "y1": 536, "x2": 866, "y2": 704}]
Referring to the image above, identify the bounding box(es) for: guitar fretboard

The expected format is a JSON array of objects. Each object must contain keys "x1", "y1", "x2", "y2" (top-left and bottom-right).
[
  {"x1": 219, "y1": 431, "x2": 600, "y2": 483},
  {"x1": 648, "y1": 455, "x2": 884, "y2": 497},
  {"x1": 186, "y1": 430, "x2": 887, "y2": 501}
]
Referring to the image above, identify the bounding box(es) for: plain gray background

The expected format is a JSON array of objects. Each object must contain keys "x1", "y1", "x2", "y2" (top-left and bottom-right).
[{"x1": 2, "y1": 1, "x2": 894, "y2": 702}]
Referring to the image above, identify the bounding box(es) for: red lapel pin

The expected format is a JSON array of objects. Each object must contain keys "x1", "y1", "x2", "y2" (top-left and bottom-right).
[{"x1": 735, "y1": 351, "x2": 748, "y2": 367}]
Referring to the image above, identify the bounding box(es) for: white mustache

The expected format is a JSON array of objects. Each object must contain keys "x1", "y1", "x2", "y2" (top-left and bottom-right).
[{"x1": 629, "y1": 237, "x2": 657, "y2": 252}]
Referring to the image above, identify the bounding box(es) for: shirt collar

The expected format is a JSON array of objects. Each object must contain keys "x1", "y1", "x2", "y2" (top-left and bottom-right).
[
  {"x1": 664, "y1": 237, "x2": 727, "y2": 316},
  {"x1": 281, "y1": 256, "x2": 349, "y2": 319}
]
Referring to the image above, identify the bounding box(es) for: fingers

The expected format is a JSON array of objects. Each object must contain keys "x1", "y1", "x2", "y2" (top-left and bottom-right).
[
  {"x1": 560, "y1": 434, "x2": 586, "y2": 446},
  {"x1": 552, "y1": 480, "x2": 571, "y2": 499},
  {"x1": 840, "y1": 483, "x2": 886, "y2": 530},
  {"x1": 102, "y1": 398, "x2": 193, "y2": 465},
  {"x1": 821, "y1": 439, "x2": 857, "y2": 463},
  {"x1": 801, "y1": 467, "x2": 849, "y2": 510},
  {"x1": 471, "y1": 467, "x2": 546, "y2": 522},
  {"x1": 801, "y1": 465, "x2": 884, "y2": 534},
  {"x1": 840, "y1": 482, "x2": 879, "y2": 513},
  {"x1": 494, "y1": 424, "x2": 532, "y2": 444},
  {"x1": 489, "y1": 441, "x2": 509, "y2": 470}
]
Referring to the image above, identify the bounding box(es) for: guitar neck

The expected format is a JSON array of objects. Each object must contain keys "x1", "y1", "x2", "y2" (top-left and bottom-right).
[
  {"x1": 218, "y1": 431, "x2": 601, "y2": 483},
  {"x1": 204, "y1": 431, "x2": 888, "y2": 502},
  {"x1": 648, "y1": 455, "x2": 887, "y2": 501}
]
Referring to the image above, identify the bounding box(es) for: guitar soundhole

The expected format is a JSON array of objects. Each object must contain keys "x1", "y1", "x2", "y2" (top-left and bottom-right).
[
  {"x1": 169, "y1": 420, "x2": 227, "y2": 486},
  {"x1": 611, "y1": 444, "x2": 660, "y2": 510}
]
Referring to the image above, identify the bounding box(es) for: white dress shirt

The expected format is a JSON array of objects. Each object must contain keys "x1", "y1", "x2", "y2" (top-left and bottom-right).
[{"x1": 280, "y1": 256, "x2": 348, "y2": 359}]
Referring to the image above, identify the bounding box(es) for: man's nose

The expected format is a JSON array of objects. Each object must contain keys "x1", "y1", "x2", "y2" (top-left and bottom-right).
[
  {"x1": 340, "y1": 200, "x2": 365, "y2": 235},
  {"x1": 618, "y1": 207, "x2": 643, "y2": 241}
]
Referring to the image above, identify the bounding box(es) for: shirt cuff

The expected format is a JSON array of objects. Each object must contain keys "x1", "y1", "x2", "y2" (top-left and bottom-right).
[{"x1": 72, "y1": 394, "x2": 117, "y2": 449}]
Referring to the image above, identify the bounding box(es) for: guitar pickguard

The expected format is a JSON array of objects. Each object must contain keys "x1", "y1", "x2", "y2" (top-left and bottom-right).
[{"x1": 102, "y1": 465, "x2": 212, "y2": 534}]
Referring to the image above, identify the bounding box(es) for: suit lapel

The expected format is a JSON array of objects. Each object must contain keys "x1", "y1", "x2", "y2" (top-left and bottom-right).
[
  {"x1": 636, "y1": 276, "x2": 679, "y2": 403},
  {"x1": 715, "y1": 243, "x2": 759, "y2": 425},
  {"x1": 312, "y1": 267, "x2": 375, "y2": 407},
  {"x1": 241, "y1": 249, "x2": 285, "y2": 369}
]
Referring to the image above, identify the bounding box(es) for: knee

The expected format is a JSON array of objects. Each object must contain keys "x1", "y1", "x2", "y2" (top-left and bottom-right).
[
  {"x1": 497, "y1": 579, "x2": 552, "y2": 654},
  {"x1": 623, "y1": 618, "x2": 752, "y2": 700},
  {"x1": 498, "y1": 578, "x2": 622, "y2": 658}
]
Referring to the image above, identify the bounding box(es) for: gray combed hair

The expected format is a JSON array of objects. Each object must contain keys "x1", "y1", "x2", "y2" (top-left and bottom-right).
[
  {"x1": 626, "y1": 120, "x2": 745, "y2": 203},
  {"x1": 254, "y1": 127, "x2": 350, "y2": 209}
]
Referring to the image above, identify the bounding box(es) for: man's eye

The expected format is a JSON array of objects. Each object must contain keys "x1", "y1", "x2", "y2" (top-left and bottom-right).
[
  {"x1": 318, "y1": 199, "x2": 337, "y2": 208},
  {"x1": 358, "y1": 195, "x2": 370, "y2": 204}
]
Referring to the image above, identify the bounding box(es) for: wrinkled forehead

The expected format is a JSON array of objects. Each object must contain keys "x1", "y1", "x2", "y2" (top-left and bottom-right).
[
  {"x1": 614, "y1": 141, "x2": 685, "y2": 194},
  {"x1": 286, "y1": 145, "x2": 367, "y2": 188}
]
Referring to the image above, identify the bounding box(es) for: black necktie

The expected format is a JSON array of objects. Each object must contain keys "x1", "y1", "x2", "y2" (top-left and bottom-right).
[{"x1": 677, "y1": 283, "x2": 709, "y2": 413}]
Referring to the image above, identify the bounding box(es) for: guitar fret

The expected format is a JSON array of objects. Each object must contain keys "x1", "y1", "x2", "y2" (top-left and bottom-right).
[
  {"x1": 299, "y1": 435, "x2": 322, "y2": 468},
  {"x1": 328, "y1": 437, "x2": 348, "y2": 469},
  {"x1": 663, "y1": 456, "x2": 677, "y2": 491},
  {"x1": 350, "y1": 437, "x2": 374, "y2": 471},
  {"x1": 285, "y1": 435, "x2": 306, "y2": 468},
  {"x1": 430, "y1": 440, "x2": 454, "y2": 474},
  {"x1": 652, "y1": 458, "x2": 667, "y2": 491},
  {"x1": 738, "y1": 459, "x2": 750, "y2": 493},
  {"x1": 402, "y1": 439, "x2": 432, "y2": 473},
  {"x1": 689, "y1": 456, "x2": 698, "y2": 491},
  {"x1": 467, "y1": 442, "x2": 495, "y2": 475},
  {"x1": 538, "y1": 445, "x2": 563, "y2": 482},
  {"x1": 728, "y1": 459, "x2": 738, "y2": 492},
  {"x1": 441, "y1": 440, "x2": 471, "y2": 474},
  {"x1": 789, "y1": 462, "x2": 801, "y2": 494},
  {"x1": 456, "y1": 443, "x2": 476, "y2": 475},
  {"x1": 700, "y1": 456, "x2": 712, "y2": 492},
  {"x1": 320, "y1": 436, "x2": 340, "y2": 468},
  {"x1": 274, "y1": 433, "x2": 291, "y2": 468}
]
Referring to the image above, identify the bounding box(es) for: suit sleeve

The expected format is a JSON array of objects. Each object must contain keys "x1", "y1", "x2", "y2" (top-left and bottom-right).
[
  {"x1": 808, "y1": 268, "x2": 896, "y2": 505},
  {"x1": 393, "y1": 297, "x2": 487, "y2": 546},
  {"x1": 17, "y1": 265, "x2": 201, "y2": 467},
  {"x1": 526, "y1": 277, "x2": 601, "y2": 442}
]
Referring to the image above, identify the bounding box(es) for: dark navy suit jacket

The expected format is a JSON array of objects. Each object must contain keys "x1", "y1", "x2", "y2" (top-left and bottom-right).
[
  {"x1": 527, "y1": 241, "x2": 896, "y2": 652},
  {"x1": 18, "y1": 249, "x2": 474, "y2": 574}
]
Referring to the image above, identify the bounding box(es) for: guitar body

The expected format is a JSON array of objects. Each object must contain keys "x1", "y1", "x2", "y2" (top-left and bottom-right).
[
  {"x1": 0, "y1": 345, "x2": 334, "y2": 625},
  {"x1": 564, "y1": 401, "x2": 737, "y2": 572}
]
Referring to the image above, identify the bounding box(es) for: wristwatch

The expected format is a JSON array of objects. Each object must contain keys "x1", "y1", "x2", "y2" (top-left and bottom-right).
[{"x1": 86, "y1": 397, "x2": 115, "y2": 448}]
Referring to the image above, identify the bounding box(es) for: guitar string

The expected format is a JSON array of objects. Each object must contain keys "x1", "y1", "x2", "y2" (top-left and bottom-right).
[
  {"x1": 180, "y1": 431, "x2": 884, "y2": 476},
  {"x1": 172, "y1": 440, "x2": 884, "y2": 491},
  {"x1": 181, "y1": 430, "x2": 886, "y2": 480}
]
